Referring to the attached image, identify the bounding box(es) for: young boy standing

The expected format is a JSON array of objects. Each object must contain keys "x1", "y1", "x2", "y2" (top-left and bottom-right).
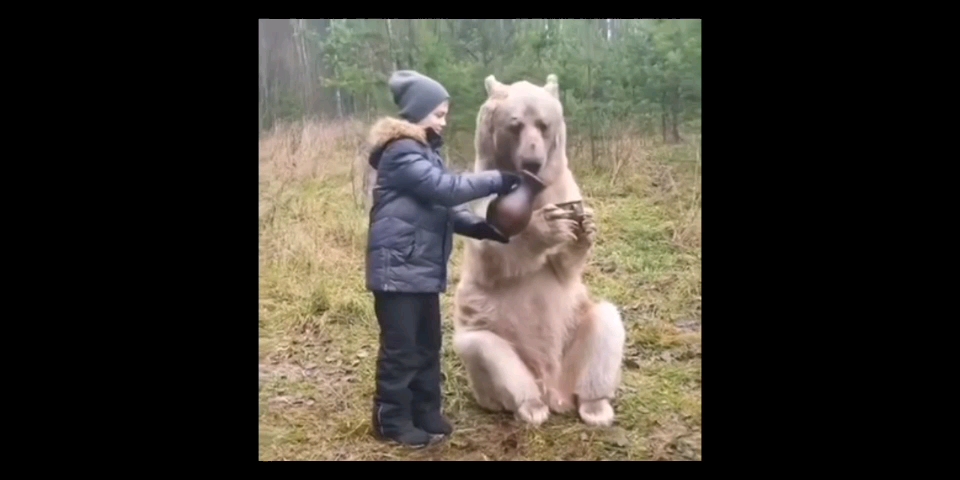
[{"x1": 364, "y1": 70, "x2": 521, "y2": 448}]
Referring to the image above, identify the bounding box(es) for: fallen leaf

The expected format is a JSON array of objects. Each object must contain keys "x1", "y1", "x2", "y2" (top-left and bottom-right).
[
  {"x1": 324, "y1": 356, "x2": 335, "y2": 362},
  {"x1": 356, "y1": 351, "x2": 368, "y2": 359},
  {"x1": 603, "y1": 427, "x2": 631, "y2": 448},
  {"x1": 501, "y1": 432, "x2": 519, "y2": 450},
  {"x1": 675, "y1": 320, "x2": 700, "y2": 332},
  {"x1": 351, "y1": 359, "x2": 360, "y2": 366}
]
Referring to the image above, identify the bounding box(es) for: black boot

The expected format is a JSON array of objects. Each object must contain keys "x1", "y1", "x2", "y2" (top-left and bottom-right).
[
  {"x1": 411, "y1": 294, "x2": 453, "y2": 437},
  {"x1": 413, "y1": 406, "x2": 453, "y2": 436},
  {"x1": 371, "y1": 402, "x2": 442, "y2": 448}
]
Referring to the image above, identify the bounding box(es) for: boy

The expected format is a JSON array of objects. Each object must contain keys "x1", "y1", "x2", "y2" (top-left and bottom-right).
[{"x1": 365, "y1": 70, "x2": 522, "y2": 448}]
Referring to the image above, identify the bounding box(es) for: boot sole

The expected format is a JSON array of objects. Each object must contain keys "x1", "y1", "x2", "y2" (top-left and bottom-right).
[{"x1": 376, "y1": 433, "x2": 447, "y2": 449}]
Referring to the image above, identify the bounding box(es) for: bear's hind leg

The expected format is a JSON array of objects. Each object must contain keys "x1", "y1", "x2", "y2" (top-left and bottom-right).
[
  {"x1": 574, "y1": 301, "x2": 626, "y2": 427},
  {"x1": 552, "y1": 305, "x2": 598, "y2": 415},
  {"x1": 453, "y1": 329, "x2": 550, "y2": 426},
  {"x1": 457, "y1": 344, "x2": 502, "y2": 412}
]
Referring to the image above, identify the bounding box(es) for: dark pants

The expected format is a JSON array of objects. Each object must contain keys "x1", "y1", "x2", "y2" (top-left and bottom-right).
[{"x1": 372, "y1": 291, "x2": 443, "y2": 437}]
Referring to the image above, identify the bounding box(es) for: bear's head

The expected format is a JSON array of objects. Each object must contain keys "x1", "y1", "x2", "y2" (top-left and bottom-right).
[{"x1": 475, "y1": 74, "x2": 568, "y2": 187}]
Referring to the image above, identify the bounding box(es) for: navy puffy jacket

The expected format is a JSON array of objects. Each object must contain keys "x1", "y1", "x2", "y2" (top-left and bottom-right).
[{"x1": 365, "y1": 117, "x2": 504, "y2": 293}]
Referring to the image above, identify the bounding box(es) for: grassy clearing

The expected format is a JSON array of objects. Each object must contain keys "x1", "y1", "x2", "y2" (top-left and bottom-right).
[{"x1": 258, "y1": 119, "x2": 701, "y2": 460}]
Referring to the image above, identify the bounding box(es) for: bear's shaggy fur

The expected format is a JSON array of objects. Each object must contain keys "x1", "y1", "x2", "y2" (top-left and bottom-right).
[{"x1": 451, "y1": 74, "x2": 626, "y2": 427}]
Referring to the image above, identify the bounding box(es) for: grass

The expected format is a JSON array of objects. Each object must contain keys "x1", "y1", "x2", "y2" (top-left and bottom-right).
[{"x1": 258, "y1": 118, "x2": 701, "y2": 460}]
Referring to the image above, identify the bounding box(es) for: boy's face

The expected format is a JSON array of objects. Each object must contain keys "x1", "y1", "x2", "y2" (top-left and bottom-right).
[{"x1": 418, "y1": 101, "x2": 449, "y2": 135}]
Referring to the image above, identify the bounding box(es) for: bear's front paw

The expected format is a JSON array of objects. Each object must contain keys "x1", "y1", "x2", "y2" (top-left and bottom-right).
[
  {"x1": 575, "y1": 207, "x2": 597, "y2": 247},
  {"x1": 516, "y1": 398, "x2": 550, "y2": 426},
  {"x1": 535, "y1": 204, "x2": 578, "y2": 246},
  {"x1": 578, "y1": 398, "x2": 615, "y2": 427}
]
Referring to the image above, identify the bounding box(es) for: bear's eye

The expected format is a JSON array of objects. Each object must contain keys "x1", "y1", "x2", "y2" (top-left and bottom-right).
[{"x1": 535, "y1": 120, "x2": 548, "y2": 132}]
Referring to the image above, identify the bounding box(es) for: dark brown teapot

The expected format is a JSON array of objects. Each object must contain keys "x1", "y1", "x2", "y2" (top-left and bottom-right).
[{"x1": 486, "y1": 170, "x2": 547, "y2": 237}]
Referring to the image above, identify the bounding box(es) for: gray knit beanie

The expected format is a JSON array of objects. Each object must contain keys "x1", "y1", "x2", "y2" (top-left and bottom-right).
[{"x1": 388, "y1": 70, "x2": 450, "y2": 123}]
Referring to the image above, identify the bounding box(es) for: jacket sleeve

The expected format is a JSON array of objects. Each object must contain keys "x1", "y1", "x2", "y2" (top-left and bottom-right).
[{"x1": 378, "y1": 139, "x2": 503, "y2": 207}]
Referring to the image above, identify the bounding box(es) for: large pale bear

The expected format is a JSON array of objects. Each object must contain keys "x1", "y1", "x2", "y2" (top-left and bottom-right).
[{"x1": 452, "y1": 74, "x2": 626, "y2": 427}]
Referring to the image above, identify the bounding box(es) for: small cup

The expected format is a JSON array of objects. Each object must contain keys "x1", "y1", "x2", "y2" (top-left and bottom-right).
[{"x1": 555, "y1": 200, "x2": 585, "y2": 223}]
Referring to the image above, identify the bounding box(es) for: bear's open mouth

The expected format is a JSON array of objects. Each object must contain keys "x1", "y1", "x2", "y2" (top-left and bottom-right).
[{"x1": 521, "y1": 161, "x2": 542, "y2": 175}]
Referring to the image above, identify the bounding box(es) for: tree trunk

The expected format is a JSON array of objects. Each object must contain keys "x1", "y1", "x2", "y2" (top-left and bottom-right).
[
  {"x1": 588, "y1": 61, "x2": 597, "y2": 166},
  {"x1": 661, "y1": 92, "x2": 668, "y2": 143},
  {"x1": 290, "y1": 19, "x2": 312, "y2": 119},
  {"x1": 259, "y1": 19, "x2": 270, "y2": 130},
  {"x1": 406, "y1": 19, "x2": 416, "y2": 68},
  {"x1": 670, "y1": 87, "x2": 682, "y2": 143},
  {"x1": 385, "y1": 19, "x2": 400, "y2": 70},
  {"x1": 335, "y1": 85, "x2": 343, "y2": 118},
  {"x1": 480, "y1": 22, "x2": 491, "y2": 67},
  {"x1": 311, "y1": 18, "x2": 333, "y2": 117}
]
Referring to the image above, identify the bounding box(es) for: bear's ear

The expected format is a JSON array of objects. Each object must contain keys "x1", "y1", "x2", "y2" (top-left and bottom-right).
[
  {"x1": 484, "y1": 75, "x2": 505, "y2": 96},
  {"x1": 544, "y1": 74, "x2": 559, "y2": 98}
]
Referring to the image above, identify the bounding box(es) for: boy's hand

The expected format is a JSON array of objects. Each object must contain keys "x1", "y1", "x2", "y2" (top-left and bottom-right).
[
  {"x1": 464, "y1": 222, "x2": 509, "y2": 243},
  {"x1": 496, "y1": 171, "x2": 523, "y2": 195}
]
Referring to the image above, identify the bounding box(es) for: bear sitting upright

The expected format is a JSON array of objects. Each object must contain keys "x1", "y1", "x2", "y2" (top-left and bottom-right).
[{"x1": 452, "y1": 74, "x2": 626, "y2": 427}]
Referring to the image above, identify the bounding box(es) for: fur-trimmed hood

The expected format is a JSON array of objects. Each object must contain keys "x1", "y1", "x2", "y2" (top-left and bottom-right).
[{"x1": 366, "y1": 116, "x2": 443, "y2": 169}]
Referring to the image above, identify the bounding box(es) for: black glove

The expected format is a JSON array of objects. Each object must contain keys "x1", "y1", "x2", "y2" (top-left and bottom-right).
[
  {"x1": 462, "y1": 221, "x2": 509, "y2": 243},
  {"x1": 496, "y1": 171, "x2": 523, "y2": 195}
]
